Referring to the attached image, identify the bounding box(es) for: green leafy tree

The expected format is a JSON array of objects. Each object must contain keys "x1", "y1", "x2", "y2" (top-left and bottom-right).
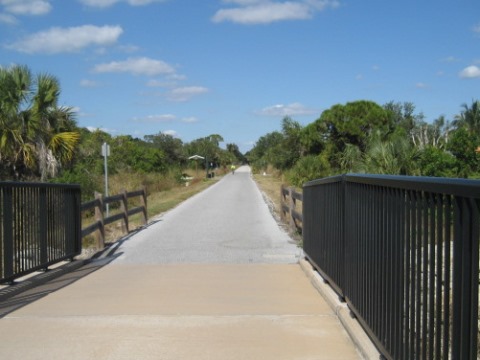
[
  {"x1": 447, "y1": 127, "x2": 480, "y2": 177},
  {"x1": 144, "y1": 132, "x2": 185, "y2": 165},
  {"x1": 383, "y1": 101, "x2": 423, "y2": 136},
  {"x1": 185, "y1": 134, "x2": 225, "y2": 169},
  {"x1": 111, "y1": 135, "x2": 167, "y2": 173},
  {"x1": 248, "y1": 117, "x2": 304, "y2": 171},
  {"x1": 286, "y1": 154, "x2": 331, "y2": 186},
  {"x1": 318, "y1": 100, "x2": 392, "y2": 155},
  {"x1": 246, "y1": 131, "x2": 284, "y2": 171},
  {"x1": 226, "y1": 143, "x2": 245, "y2": 163},
  {"x1": 417, "y1": 146, "x2": 457, "y2": 177},
  {"x1": 278, "y1": 117, "x2": 304, "y2": 169},
  {"x1": 299, "y1": 120, "x2": 327, "y2": 156}
]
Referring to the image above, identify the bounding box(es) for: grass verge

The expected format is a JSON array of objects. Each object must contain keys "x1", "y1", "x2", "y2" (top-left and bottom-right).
[
  {"x1": 252, "y1": 169, "x2": 303, "y2": 245},
  {"x1": 81, "y1": 176, "x2": 221, "y2": 253}
]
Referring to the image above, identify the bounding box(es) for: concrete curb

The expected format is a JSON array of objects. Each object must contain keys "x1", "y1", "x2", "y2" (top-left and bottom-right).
[
  {"x1": 299, "y1": 258, "x2": 381, "y2": 360},
  {"x1": 0, "y1": 260, "x2": 87, "y2": 303}
]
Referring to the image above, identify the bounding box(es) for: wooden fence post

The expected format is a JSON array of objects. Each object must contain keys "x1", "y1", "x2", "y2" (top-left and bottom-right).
[
  {"x1": 280, "y1": 185, "x2": 286, "y2": 222},
  {"x1": 288, "y1": 187, "x2": 296, "y2": 230},
  {"x1": 141, "y1": 186, "x2": 148, "y2": 224},
  {"x1": 120, "y1": 189, "x2": 129, "y2": 234},
  {"x1": 94, "y1": 191, "x2": 105, "y2": 249}
]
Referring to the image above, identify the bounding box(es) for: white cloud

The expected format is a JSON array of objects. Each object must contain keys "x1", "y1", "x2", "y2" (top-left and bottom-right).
[
  {"x1": 459, "y1": 65, "x2": 480, "y2": 79},
  {"x1": 0, "y1": 12, "x2": 16, "y2": 24},
  {"x1": 80, "y1": 79, "x2": 100, "y2": 87},
  {"x1": 7, "y1": 25, "x2": 123, "y2": 54},
  {"x1": 146, "y1": 79, "x2": 169, "y2": 87},
  {"x1": 163, "y1": 130, "x2": 178, "y2": 137},
  {"x1": 86, "y1": 126, "x2": 118, "y2": 134},
  {"x1": 222, "y1": 0, "x2": 263, "y2": 5},
  {"x1": 134, "y1": 114, "x2": 177, "y2": 122},
  {"x1": 212, "y1": 0, "x2": 339, "y2": 24},
  {"x1": 441, "y1": 56, "x2": 460, "y2": 63},
  {"x1": 1, "y1": 0, "x2": 51, "y2": 15},
  {"x1": 181, "y1": 117, "x2": 198, "y2": 123},
  {"x1": 146, "y1": 74, "x2": 187, "y2": 88},
  {"x1": 117, "y1": 44, "x2": 140, "y2": 53},
  {"x1": 473, "y1": 23, "x2": 480, "y2": 35},
  {"x1": 79, "y1": 0, "x2": 166, "y2": 8},
  {"x1": 257, "y1": 102, "x2": 316, "y2": 116},
  {"x1": 167, "y1": 86, "x2": 209, "y2": 102},
  {"x1": 93, "y1": 57, "x2": 175, "y2": 76},
  {"x1": 415, "y1": 82, "x2": 428, "y2": 89},
  {"x1": 167, "y1": 73, "x2": 187, "y2": 81}
]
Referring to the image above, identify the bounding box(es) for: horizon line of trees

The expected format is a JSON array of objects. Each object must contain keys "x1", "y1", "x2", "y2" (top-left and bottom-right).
[
  {"x1": 246, "y1": 99, "x2": 480, "y2": 186},
  {"x1": 3, "y1": 65, "x2": 479, "y2": 192},
  {"x1": 0, "y1": 64, "x2": 245, "y2": 198}
]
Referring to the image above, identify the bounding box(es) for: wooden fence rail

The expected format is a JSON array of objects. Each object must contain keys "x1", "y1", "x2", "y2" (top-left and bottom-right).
[
  {"x1": 81, "y1": 187, "x2": 147, "y2": 248},
  {"x1": 280, "y1": 185, "x2": 303, "y2": 234}
]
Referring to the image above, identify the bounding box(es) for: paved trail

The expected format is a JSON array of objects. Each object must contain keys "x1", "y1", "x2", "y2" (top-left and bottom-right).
[
  {"x1": 113, "y1": 166, "x2": 301, "y2": 264},
  {"x1": 0, "y1": 166, "x2": 360, "y2": 360}
]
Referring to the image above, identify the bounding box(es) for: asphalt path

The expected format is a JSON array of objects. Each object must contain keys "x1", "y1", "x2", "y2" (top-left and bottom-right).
[{"x1": 112, "y1": 165, "x2": 302, "y2": 264}]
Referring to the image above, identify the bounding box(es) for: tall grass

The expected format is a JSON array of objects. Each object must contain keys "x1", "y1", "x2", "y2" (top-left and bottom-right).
[{"x1": 80, "y1": 169, "x2": 220, "y2": 251}]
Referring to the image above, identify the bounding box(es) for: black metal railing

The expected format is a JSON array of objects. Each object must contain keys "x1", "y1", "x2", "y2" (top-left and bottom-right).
[
  {"x1": 0, "y1": 182, "x2": 81, "y2": 283},
  {"x1": 303, "y1": 174, "x2": 480, "y2": 360}
]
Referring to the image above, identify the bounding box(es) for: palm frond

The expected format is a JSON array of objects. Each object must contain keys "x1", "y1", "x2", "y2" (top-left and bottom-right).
[{"x1": 47, "y1": 131, "x2": 80, "y2": 163}]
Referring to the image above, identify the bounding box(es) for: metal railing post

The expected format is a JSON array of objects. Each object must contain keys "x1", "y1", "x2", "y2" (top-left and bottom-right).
[
  {"x1": 451, "y1": 197, "x2": 479, "y2": 359},
  {"x1": 2, "y1": 186, "x2": 13, "y2": 280}
]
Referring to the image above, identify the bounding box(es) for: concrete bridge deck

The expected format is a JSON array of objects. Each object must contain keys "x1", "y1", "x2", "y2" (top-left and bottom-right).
[{"x1": 0, "y1": 167, "x2": 363, "y2": 359}]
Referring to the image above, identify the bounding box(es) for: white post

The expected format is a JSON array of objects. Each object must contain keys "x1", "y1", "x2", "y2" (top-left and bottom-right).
[{"x1": 102, "y1": 142, "x2": 110, "y2": 217}]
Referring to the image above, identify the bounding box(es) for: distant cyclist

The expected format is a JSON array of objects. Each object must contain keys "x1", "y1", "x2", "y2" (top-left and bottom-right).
[{"x1": 231, "y1": 164, "x2": 236, "y2": 174}]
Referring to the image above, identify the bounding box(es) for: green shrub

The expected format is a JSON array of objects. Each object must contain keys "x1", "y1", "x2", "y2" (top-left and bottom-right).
[{"x1": 286, "y1": 154, "x2": 331, "y2": 187}]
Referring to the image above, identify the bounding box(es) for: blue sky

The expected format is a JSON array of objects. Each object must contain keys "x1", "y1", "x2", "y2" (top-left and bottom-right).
[{"x1": 1, "y1": 0, "x2": 479, "y2": 153}]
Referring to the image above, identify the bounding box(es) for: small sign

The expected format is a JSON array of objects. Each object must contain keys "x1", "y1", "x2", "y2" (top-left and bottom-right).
[{"x1": 102, "y1": 142, "x2": 110, "y2": 157}]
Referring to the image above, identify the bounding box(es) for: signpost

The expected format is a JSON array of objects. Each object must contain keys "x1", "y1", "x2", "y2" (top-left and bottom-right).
[{"x1": 102, "y1": 142, "x2": 110, "y2": 217}]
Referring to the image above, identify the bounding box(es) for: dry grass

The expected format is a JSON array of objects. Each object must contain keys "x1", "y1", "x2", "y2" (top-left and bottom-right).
[
  {"x1": 81, "y1": 176, "x2": 221, "y2": 251},
  {"x1": 83, "y1": 169, "x2": 295, "y2": 250},
  {"x1": 145, "y1": 178, "x2": 217, "y2": 219},
  {"x1": 252, "y1": 171, "x2": 285, "y2": 219},
  {"x1": 252, "y1": 167, "x2": 303, "y2": 244}
]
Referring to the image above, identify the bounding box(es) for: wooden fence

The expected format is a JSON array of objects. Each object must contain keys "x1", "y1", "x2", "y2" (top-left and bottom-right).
[
  {"x1": 280, "y1": 185, "x2": 303, "y2": 234},
  {"x1": 81, "y1": 187, "x2": 147, "y2": 248}
]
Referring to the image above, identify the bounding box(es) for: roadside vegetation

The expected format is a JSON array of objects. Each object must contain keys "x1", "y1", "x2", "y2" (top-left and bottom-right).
[
  {"x1": 246, "y1": 100, "x2": 480, "y2": 186},
  {"x1": 0, "y1": 65, "x2": 246, "y2": 196},
  {"x1": 2, "y1": 64, "x2": 479, "y2": 228}
]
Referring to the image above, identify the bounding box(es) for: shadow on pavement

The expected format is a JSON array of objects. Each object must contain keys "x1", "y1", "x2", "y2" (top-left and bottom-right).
[
  {"x1": 0, "y1": 218, "x2": 163, "y2": 318},
  {"x1": 0, "y1": 254, "x2": 121, "y2": 319},
  {"x1": 92, "y1": 218, "x2": 162, "y2": 259}
]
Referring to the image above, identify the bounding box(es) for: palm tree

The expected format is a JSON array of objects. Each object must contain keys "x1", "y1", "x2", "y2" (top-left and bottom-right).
[
  {"x1": 454, "y1": 100, "x2": 480, "y2": 134},
  {"x1": 0, "y1": 65, "x2": 79, "y2": 180},
  {"x1": 339, "y1": 131, "x2": 420, "y2": 175}
]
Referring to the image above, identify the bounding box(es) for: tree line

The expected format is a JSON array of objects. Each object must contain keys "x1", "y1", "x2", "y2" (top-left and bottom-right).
[
  {"x1": 0, "y1": 65, "x2": 245, "y2": 198},
  {"x1": 3, "y1": 65, "x2": 478, "y2": 192},
  {"x1": 246, "y1": 99, "x2": 480, "y2": 186}
]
